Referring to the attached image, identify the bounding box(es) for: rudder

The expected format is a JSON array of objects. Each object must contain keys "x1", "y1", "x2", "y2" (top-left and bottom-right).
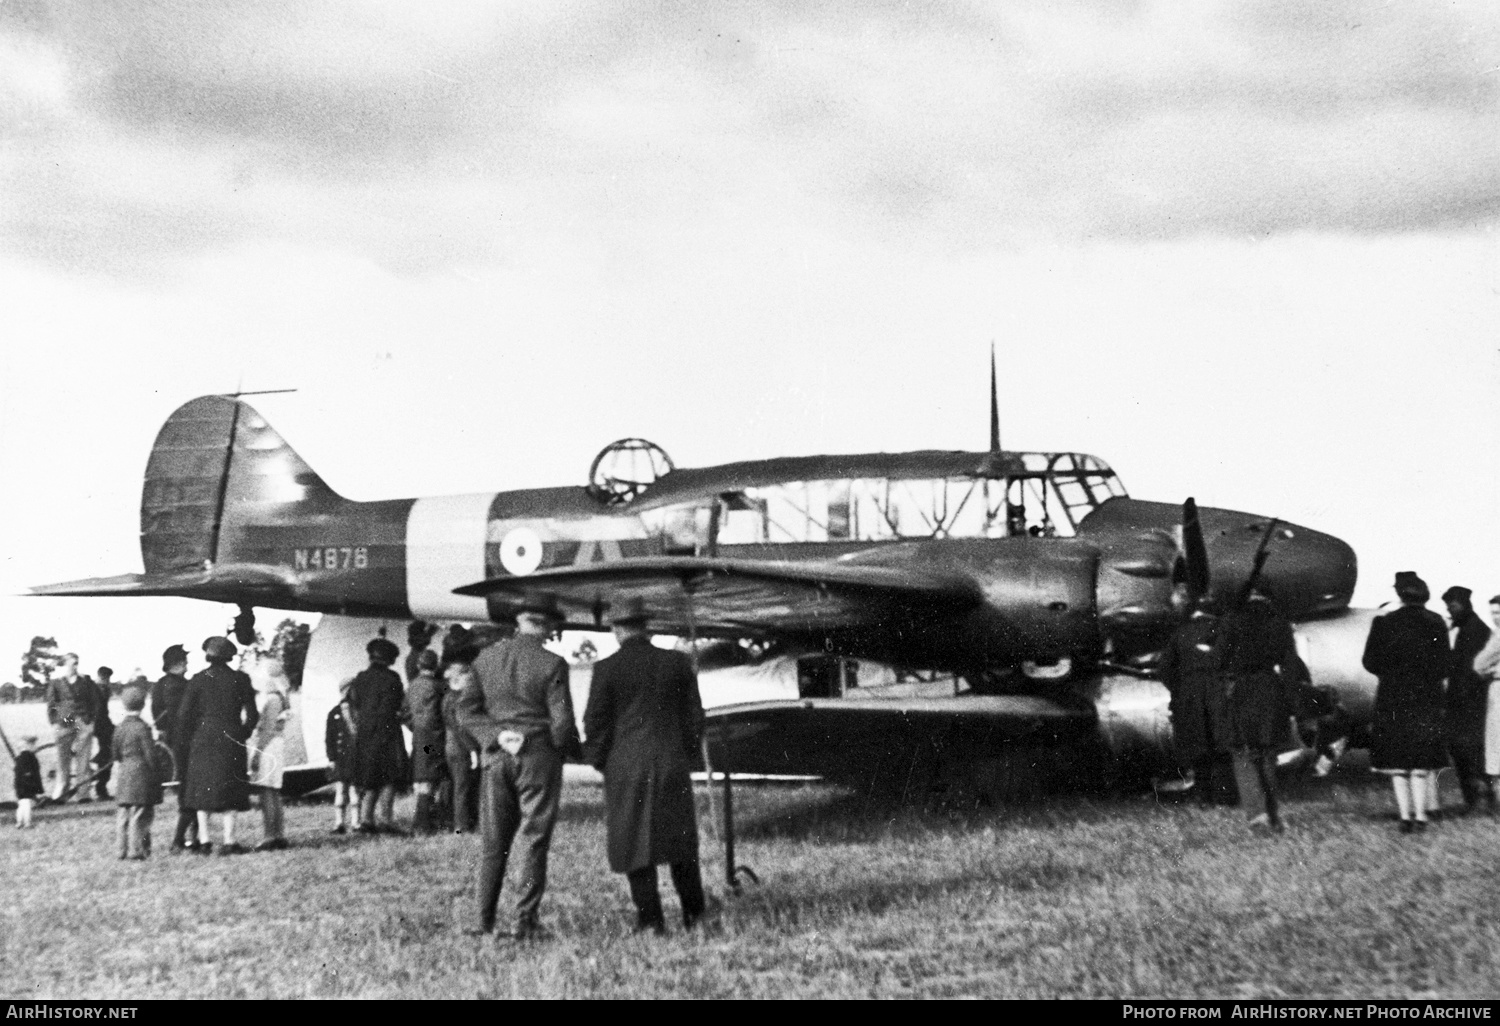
[{"x1": 141, "y1": 396, "x2": 345, "y2": 573}]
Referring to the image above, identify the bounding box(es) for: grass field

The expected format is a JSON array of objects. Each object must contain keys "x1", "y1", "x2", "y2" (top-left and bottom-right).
[{"x1": 3, "y1": 763, "x2": 1500, "y2": 1000}]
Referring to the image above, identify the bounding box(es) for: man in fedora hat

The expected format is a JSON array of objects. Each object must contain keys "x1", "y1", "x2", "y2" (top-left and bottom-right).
[
  {"x1": 458, "y1": 593, "x2": 579, "y2": 940},
  {"x1": 584, "y1": 596, "x2": 708, "y2": 934},
  {"x1": 1441, "y1": 585, "x2": 1494, "y2": 814}
]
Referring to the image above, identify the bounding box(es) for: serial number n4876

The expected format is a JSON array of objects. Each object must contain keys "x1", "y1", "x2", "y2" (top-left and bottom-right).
[{"x1": 293, "y1": 546, "x2": 369, "y2": 571}]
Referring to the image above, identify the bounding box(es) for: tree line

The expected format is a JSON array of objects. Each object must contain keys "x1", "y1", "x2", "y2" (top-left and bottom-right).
[{"x1": 1, "y1": 620, "x2": 311, "y2": 704}]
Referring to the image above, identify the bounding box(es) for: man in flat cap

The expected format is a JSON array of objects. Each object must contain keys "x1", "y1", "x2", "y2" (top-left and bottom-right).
[
  {"x1": 458, "y1": 594, "x2": 579, "y2": 940},
  {"x1": 1364, "y1": 572, "x2": 1451, "y2": 833},
  {"x1": 151, "y1": 644, "x2": 199, "y2": 851},
  {"x1": 584, "y1": 596, "x2": 708, "y2": 934},
  {"x1": 1441, "y1": 585, "x2": 1494, "y2": 814}
]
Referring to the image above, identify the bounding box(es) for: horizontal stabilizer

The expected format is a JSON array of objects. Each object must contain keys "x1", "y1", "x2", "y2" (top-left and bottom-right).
[
  {"x1": 454, "y1": 556, "x2": 983, "y2": 636},
  {"x1": 29, "y1": 564, "x2": 302, "y2": 605}
]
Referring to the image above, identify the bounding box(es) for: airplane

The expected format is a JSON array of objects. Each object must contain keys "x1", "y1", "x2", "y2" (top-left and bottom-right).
[{"x1": 29, "y1": 369, "x2": 1377, "y2": 831}]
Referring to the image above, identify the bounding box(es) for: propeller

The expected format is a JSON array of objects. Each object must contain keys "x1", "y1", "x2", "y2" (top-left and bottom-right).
[{"x1": 1181, "y1": 498, "x2": 1211, "y2": 601}]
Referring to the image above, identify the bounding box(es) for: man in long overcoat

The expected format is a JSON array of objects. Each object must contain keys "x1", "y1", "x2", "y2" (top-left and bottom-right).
[
  {"x1": 150, "y1": 645, "x2": 199, "y2": 850},
  {"x1": 1159, "y1": 588, "x2": 1229, "y2": 804},
  {"x1": 584, "y1": 597, "x2": 707, "y2": 934},
  {"x1": 1220, "y1": 586, "x2": 1309, "y2": 832},
  {"x1": 1441, "y1": 585, "x2": 1494, "y2": 813},
  {"x1": 458, "y1": 595, "x2": 578, "y2": 940},
  {"x1": 348, "y1": 636, "x2": 410, "y2": 834},
  {"x1": 177, "y1": 636, "x2": 259, "y2": 853},
  {"x1": 1363, "y1": 571, "x2": 1451, "y2": 832}
]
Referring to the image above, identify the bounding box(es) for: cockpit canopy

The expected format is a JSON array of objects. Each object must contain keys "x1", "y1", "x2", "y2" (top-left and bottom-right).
[{"x1": 609, "y1": 450, "x2": 1127, "y2": 548}]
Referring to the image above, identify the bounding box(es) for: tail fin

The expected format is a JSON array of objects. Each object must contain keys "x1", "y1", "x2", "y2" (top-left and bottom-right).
[{"x1": 141, "y1": 396, "x2": 345, "y2": 573}]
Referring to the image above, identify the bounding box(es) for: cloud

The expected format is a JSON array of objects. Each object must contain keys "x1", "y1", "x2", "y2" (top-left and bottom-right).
[{"x1": 1, "y1": 0, "x2": 1498, "y2": 277}]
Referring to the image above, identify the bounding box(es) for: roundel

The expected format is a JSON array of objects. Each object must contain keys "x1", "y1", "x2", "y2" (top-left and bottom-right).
[{"x1": 499, "y1": 527, "x2": 544, "y2": 577}]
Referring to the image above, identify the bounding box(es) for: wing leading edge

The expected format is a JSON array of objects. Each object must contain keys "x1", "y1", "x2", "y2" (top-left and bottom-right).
[{"x1": 454, "y1": 556, "x2": 984, "y2": 637}]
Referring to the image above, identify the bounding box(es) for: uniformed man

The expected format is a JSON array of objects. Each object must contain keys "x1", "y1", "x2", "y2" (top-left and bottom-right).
[
  {"x1": 584, "y1": 596, "x2": 708, "y2": 934},
  {"x1": 1441, "y1": 585, "x2": 1494, "y2": 814},
  {"x1": 1220, "y1": 585, "x2": 1309, "y2": 833},
  {"x1": 458, "y1": 593, "x2": 579, "y2": 940},
  {"x1": 1158, "y1": 586, "x2": 1228, "y2": 805}
]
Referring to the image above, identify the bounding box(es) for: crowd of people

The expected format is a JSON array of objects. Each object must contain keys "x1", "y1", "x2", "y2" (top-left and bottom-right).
[
  {"x1": 15, "y1": 566, "x2": 1500, "y2": 935},
  {"x1": 1161, "y1": 571, "x2": 1500, "y2": 835},
  {"x1": 12, "y1": 597, "x2": 709, "y2": 940}
]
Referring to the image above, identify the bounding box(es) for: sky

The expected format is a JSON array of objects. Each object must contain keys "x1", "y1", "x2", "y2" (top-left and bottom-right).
[{"x1": 0, "y1": 0, "x2": 1497, "y2": 682}]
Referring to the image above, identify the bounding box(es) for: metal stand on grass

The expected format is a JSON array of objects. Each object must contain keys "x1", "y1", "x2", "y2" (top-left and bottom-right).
[{"x1": 683, "y1": 581, "x2": 758, "y2": 896}]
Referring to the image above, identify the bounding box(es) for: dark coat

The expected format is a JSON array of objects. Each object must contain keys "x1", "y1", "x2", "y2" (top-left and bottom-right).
[
  {"x1": 1159, "y1": 613, "x2": 1229, "y2": 761},
  {"x1": 178, "y1": 662, "x2": 259, "y2": 812},
  {"x1": 324, "y1": 701, "x2": 357, "y2": 783},
  {"x1": 1364, "y1": 604, "x2": 1450, "y2": 771},
  {"x1": 1443, "y1": 610, "x2": 1493, "y2": 765},
  {"x1": 92, "y1": 679, "x2": 114, "y2": 751},
  {"x1": 1220, "y1": 600, "x2": 1307, "y2": 750},
  {"x1": 459, "y1": 636, "x2": 577, "y2": 765},
  {"x1": 150, "y1": 671, "x2": 189, "y2": 750},
  {"x1": 45, "y1": 674, "x2": 96, "y2": 727},
  {"x1": 13, "y1": 750, "x2": 42, "y2": 800},
  {"x1": 583, "y1": 637, "x2": 704, "y2": 874},
  {"x1": 112, "y1": 715, "x2": 162, "y2": 807},
  {"x1": 442, "y1": 667, "x2": 481, "y2": 761},
  {"x1": 406, "y1": 669, "x2": 447, "y2": 782},
  {"x1": 348, "y1": 663, "x2": 410, "y2": 789}
]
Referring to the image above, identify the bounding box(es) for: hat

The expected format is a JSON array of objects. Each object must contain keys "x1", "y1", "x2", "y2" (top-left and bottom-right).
[
  {"x1": 1394, "y1": 571, "x2": 1430, "y2": 602},
  {"x1": 1442, "y1": 586, "x2": 1473, "y2": 604},
  {"x1": 610, "y1": 595, "x2": 651, "y2": 626},
  {"x1": 202, "y1": 636, "x2": 237, "y2": 661},
  {"x1": 367, "y1": 637, "x2": 400, "y2": 664},
  {"x1": 162, "y1": 644, "x2": 188, "y2": 667},
  {"x1": 515, "y1": 592, "x2": 564, "y2": 621}
]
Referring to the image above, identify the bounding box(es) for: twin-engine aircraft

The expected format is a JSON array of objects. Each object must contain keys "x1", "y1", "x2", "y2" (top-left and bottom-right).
[{"x1": 32, "y1": 377, "x2": 1373, "y2": 794}]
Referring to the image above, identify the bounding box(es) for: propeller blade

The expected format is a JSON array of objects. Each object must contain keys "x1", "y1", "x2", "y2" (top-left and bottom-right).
[{"x1": 1182, "y1": 497, "x2": 1211, "y2": 599}]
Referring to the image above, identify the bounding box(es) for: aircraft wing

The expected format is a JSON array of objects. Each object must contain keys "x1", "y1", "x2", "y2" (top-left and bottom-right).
[
  {"x1": 29, "y1": 564, "x2": 303, "y2": 605},
  {"x1": 454, "y1": 556, "x2": 983, "y2": 636},
  {"x1": 701, "y1": 695, "x2": 1100, "y2": 783}
]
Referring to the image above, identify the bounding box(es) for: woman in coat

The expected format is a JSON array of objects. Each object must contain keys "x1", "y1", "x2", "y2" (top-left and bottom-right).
[
  {"x1": 1363, "y1": 571, "x2": 1451, "y2": 833},
  {"x1": 348, "y1": 636, "x2": 409, "y2": 835},
  {"x1": 405, "y1": 649, "x2": 447, "y2": 835},
  {"x1": 583, "y1": 600, "x2": 707, "y2": 934},
  {"x1": 177, "y1": 635, "x2": 259, "y2": 854}
]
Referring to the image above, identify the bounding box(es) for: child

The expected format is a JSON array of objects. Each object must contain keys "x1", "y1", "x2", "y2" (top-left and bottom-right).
[
  {"x1": 13, "y1": 735, "x2": 42, "y2": 828},
  {"x1": 112, "y1": 686, "x2": 163, "y2": 859},
  {"x1": 325, "y1": 679, "x2": 359, "y2": 833}
]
